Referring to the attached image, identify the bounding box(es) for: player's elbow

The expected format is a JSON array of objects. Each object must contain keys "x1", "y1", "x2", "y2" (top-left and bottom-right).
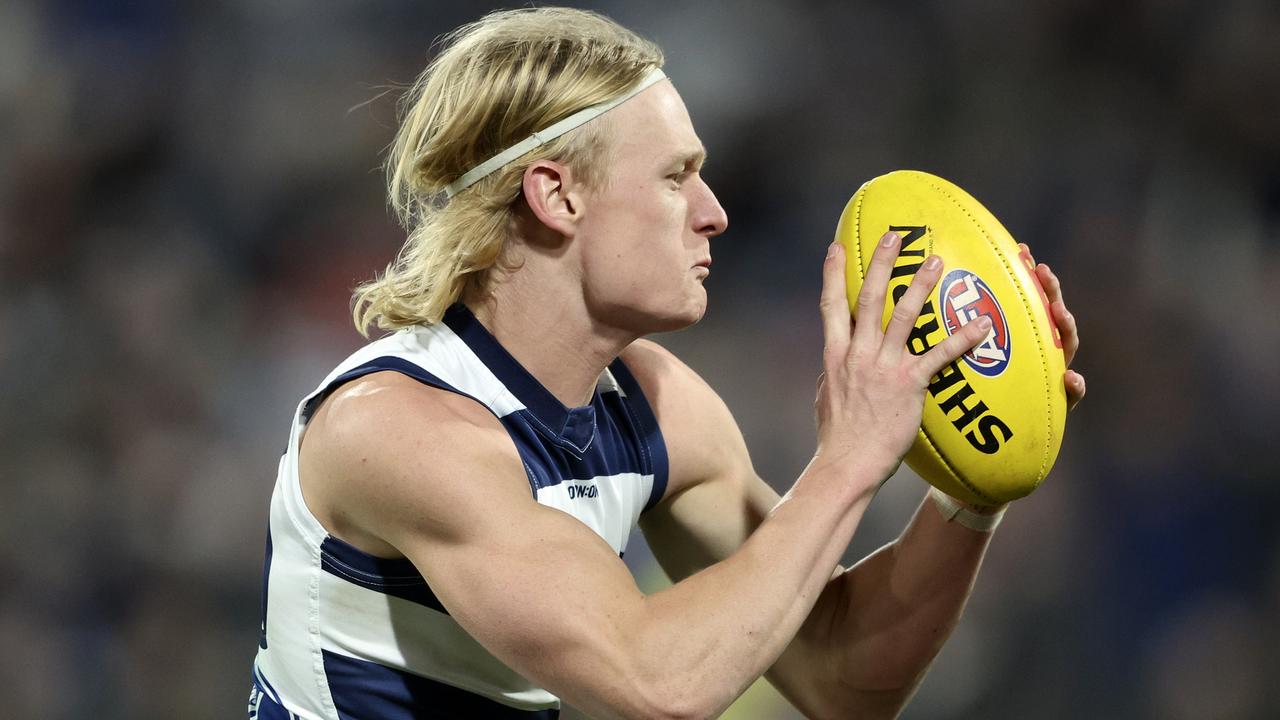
[
  {"x1": 541, "y1": 611, "x2": 734, "y2": 719},
  {"x1": 627, "y1": 681, "x2": 719, "y2": 720},
  {"x1": 567, "y1": 675, "x2": 714, "y2": 720},
  {"x1": 544, "y1": 637, "x2": 722, "y2": 719},
  {"x1": 625, "y1": 655, "x2": 742, "y2": 720},
  {"x1": 652, "y1": 704, "x2": 716, "y2": 720}
]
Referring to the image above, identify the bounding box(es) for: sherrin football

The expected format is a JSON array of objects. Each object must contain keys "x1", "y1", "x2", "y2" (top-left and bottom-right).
[{"x1": 834, "y1": 170, "x2": 1067, "y2": 506}]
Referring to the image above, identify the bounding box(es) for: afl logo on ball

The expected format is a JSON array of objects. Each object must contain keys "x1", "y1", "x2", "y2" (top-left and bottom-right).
[{"x1": 939, "y1": 269, "x2": 1011, "y2": 377}]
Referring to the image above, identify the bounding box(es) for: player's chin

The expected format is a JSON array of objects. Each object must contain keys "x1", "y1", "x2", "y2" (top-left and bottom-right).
[
  {"x1": 678, "y1": 298, "x2": 708, "y2": 327},
  {"x1": 679, "y1": 283, "x2": 710, "y2": 322},
  {"x1": 648, "y1": 290, "x2": 707, "y2": 333}
]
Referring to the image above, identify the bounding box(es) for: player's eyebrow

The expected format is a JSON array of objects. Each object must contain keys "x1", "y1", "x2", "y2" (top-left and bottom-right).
[{"x1": 666, "y1": 147, "x2": 707, "y2": 170}]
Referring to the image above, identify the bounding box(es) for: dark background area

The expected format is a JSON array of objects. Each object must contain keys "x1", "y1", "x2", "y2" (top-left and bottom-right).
[{"x1": 2, "y1": 1, "x2": 1277, "y2": 717}]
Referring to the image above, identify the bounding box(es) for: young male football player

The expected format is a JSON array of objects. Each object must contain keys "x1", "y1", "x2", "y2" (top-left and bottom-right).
[{"x1": 249, "y1": 8, "x2": 1084, "y2": 719}]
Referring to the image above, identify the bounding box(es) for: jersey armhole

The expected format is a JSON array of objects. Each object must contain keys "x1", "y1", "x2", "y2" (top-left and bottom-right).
[
  {"x1": 607, "y1": 358, "x2": 670, "y2": 513},
  {"x1": 302, "y1": 355, "x2": 540, "y2": 497}
]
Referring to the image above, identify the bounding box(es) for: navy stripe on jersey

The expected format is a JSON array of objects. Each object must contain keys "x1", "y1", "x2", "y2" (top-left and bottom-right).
[
  {"x1": 502, "y1": 397, "x2": 648, "y2": 491},
  {"x1": 320, "y1": 536, "x2": 449, "y2": 616},
  {"x1": 259, "y1": 529, "x2": 272, "y2": 649},
  {"x1": 322, "y1": 650, "x2": 559, "y2": 719},
  {"x1": 299, "y1": 355, "x2": 544, "y2": 497},
  {"x1": 608, "y1": 359, "x2": 669, "y2": 512},
  {"x1": 300, "y1": 356, "x2": 474, "y2": 423},
  {"x1": 300, "y1": 354, "x2": 656, "y2": 495},
  {"x1": 255, "y1": 663, "x2": 283, "y2": 704},
  {"x1": 249, "y1": 666, "x2": 297, "y2": 719},
  {"x1": 443, "y1": 304, "x2": 597, "y2": 453},
  {"x1": 255, "y1": 308, "x2": 670, "y2": 716}
]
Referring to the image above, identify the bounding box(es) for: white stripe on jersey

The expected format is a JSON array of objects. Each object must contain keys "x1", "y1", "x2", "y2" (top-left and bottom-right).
[
  {"x1": 534, "y1": 471, "x2": 650, "y2": 552},
  {"x1": 253, "y1": 307, "x2": 667, "y2": 719},
  {"x1": 318, "y1": 576, "x2": 557, "y2": 709}
]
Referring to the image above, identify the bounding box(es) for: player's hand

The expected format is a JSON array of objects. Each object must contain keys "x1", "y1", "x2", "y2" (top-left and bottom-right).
[
  {"x1": 1019, "y1": 243, "x2": 1085, "y2": 411},
  {"x1": 815, "y1": 232, "x2": 991, "y2": 485}
]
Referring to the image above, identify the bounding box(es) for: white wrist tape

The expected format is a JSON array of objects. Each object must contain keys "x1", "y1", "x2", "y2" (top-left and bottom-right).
[
  {"x1": 444, "y1": 67, "x2": 669, "y2": 198},
  {"x1": 928, "y1": 486, "x2": 1006, "y2": 533}
]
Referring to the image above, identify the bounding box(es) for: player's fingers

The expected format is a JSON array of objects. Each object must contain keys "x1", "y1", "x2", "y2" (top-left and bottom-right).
[
  {"x1": 1036, "y1": 263, "x2": 1080, "y2": 366},
  {"x1": 1019, "y1": 243, "x2": 1036, "y2": 267},
  {"x1": 1037, "y1": 263, "x2": 1063, "y2": 305},
  {"x1": 1050, "y1": 298, "x2": 1080, "y2": 367},
  {"x1": 1065, "y1": 369, "x2": 1086, "y2": 411},
  {"x1": 919, "y1": 315, "x2": 991, "y2": 381},
  {"x1": 819, "y1": 242, "x2": 852, "y2": 364},
  {"x1": 851, "y1": 231, "x2": 900, "y2": 347},
  {"x1": 881, "y1": 253, "x2": 943, "y2": 358}
]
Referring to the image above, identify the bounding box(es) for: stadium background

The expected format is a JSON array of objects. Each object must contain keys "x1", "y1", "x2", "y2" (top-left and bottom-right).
[{"x1": 2, "y1": 0, "x2": 1278, "y2": 717}]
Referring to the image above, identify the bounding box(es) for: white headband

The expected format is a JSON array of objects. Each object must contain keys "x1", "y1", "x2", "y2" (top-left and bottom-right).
[{"x1": 443, "y1": 67, "x2": 668, "y2": 198}]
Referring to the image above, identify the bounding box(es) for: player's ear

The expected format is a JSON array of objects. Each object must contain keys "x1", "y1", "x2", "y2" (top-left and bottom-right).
[{"x1": 522, "y1": 160, "x2": 584, "y2": 236}]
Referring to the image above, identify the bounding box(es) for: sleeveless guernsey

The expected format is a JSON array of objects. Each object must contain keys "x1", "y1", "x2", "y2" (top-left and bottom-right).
[{"x1": 249, "y1": 304, "x2": 668, "y2": 719}]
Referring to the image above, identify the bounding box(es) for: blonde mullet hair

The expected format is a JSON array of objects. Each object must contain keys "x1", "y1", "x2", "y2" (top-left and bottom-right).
[{"x1": 353, "y1": 7, "x2": 664, "y2": 336}]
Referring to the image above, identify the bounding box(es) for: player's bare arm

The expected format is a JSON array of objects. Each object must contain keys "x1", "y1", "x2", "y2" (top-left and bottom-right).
[
  {"x1": 249, "y1": 9, "x2": 1088, "y2": 718},
  {"x1": 634, "y1": 241, "x2": 1086, "y2": 719},
  {"x1": 297, "y1": 232, "x2": 991, "y2": 720}
]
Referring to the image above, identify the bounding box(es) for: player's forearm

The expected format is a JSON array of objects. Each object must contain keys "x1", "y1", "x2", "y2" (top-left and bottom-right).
[
  {"x1": 813, "y1": 492, "x2": 996, "y2": 716},
  {"x1": 600, "y1": 458, "x2": 881, "y2": 719}
]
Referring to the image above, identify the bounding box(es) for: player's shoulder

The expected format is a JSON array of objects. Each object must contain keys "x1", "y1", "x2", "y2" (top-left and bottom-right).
[
  {"x1": 309, "y1": 371, "x2": 506, "y2": 453},
  {"x1": 303, "y1": 371, "x2": 526, "y2": 516},
  {"x1": 619, "y1": 339, "x2": 751, "y2": 490},
  {"x1": 618, "y1": 338, "x2": 712, "y2": 402}
]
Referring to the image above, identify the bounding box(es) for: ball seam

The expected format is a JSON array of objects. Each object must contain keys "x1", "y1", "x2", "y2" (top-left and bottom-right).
[
  {"x1": 864, "y1": 174, "x2": 997, "y2": 505},
  {"x1": 852, "y1": 184, "x2": 867, "y2": 284},
  {"x1": 921, "y1": 175, "x2": 1052, "y2": 485},
  {"x1": 916, "y1": 425, "x2": 998, "y2": 505}
]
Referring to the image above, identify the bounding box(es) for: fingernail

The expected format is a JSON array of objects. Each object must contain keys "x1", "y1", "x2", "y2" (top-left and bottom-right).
[
  {"x1": 977, "y1": 316, "x2": 992, "y2": 330},
  {"x1": 881, "y1": 232, "x2": 898, "y2": 247},
  {"x1": 924, "y1": 255, "x2": 941, "y2": 270},
  {"x1": 827, "y1": 242, "x2": 839, "y2": 259}
]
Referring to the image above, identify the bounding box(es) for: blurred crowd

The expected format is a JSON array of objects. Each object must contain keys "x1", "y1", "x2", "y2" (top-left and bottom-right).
[{"x1": 2, "y1": 1, "x2": 1277, "y2": 717}]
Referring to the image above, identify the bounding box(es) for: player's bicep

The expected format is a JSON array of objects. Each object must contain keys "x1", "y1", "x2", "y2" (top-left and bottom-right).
[
  {"x1": 315, "y1": 380, "x2": 649, "y2": 704},
  {"x1": 401, "y1": 476, "x2": 645, "y2": 682},
  {"x1": 640, "y1": 469, "x2": 780, "y2": 583},
  {"x1": 622, "y1": 340, "x2": 782, "y2": 582}
]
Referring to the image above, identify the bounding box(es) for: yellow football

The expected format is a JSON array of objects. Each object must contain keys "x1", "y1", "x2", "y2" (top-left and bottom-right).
[{"x1": 834, "y1": 170, "x2": 1067, "y2": 505}]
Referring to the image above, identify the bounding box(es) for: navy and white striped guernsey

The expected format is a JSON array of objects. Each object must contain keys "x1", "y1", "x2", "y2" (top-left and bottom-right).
[{"x1": 249, "y1": 304, "x2": 668, "y2": 720}]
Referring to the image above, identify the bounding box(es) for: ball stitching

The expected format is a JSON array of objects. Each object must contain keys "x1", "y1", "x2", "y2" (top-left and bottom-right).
[{"x1": 922, "y1": 175, "x2": 1052, "y2": 485}]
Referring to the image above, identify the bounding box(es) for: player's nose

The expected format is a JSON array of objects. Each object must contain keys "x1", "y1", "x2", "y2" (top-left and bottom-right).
[{"x1": 692, "y1": 177, "x2": 728, "y2": 238}]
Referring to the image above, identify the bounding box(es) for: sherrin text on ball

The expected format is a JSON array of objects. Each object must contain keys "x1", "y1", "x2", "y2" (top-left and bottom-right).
[{"x1": 834, "y1": 170, "x2": 1067, "y2": 505}]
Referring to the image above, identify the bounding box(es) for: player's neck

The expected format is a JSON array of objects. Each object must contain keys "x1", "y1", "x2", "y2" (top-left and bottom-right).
[{"x1": 467, "y1": 282, "x2": 634, "y2": 410}]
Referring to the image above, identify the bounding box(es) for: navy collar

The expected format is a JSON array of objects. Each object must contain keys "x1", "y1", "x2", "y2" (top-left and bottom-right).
[{"x1": 442, "y1": 304, "x2": 598, "y2": 454}]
